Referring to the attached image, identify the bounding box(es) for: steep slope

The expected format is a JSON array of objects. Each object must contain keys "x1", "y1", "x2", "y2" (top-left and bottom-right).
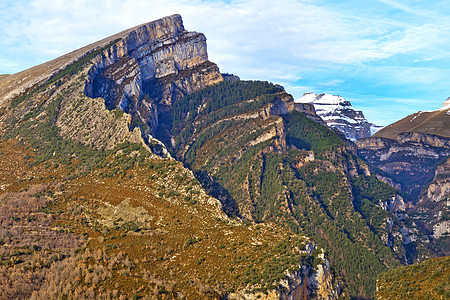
[
  {"x1": 159, "y1": 79, "x2": 432, "y2": 298},
  {"x1": 296, "y1": 92, "x2": 382, "y2": 141},
  {"x1": 376, "y1": 256, "x2": 449, "y2": 300},
  {"x1": 0, "y1": 15, "x2": 343, "y2": 299},
  {"x1": 1, "y1": 12, "x2": 441, "y2": 300},
  {"x1": 1, "y1": 14, "x2": 222, "y2": 147},
  {"x1": 0, "y1": 136, "x2": 337, "y2": 299},
  {"x1": 374, "y1": 98, "x2": 450, "y2": 140},
  {"x1": 357, "y1": 133, "x2": 450, "y2": 201},
  {"x1": 357, "y1": 98, "x2": 450, "y2": 258},
  {"x1": 416, "y1": 156, "x2": 450, "y2": 256}
]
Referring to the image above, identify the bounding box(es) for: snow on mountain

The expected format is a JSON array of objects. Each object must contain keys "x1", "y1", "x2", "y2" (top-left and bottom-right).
[
  {"x1": 438, "y1": 97, "x2": 450, "y2": 111},
  {"x1": 295, "y1": 92, "x2": 382, "y2": 142}
]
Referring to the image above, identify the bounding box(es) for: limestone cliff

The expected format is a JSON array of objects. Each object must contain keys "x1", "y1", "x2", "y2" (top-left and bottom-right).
[
  {"x1": 357, "y1": 132, "x2": 450, "y2": 201},
  {"x1": 84, "y1": 14, "x2": 223, "y2": 140},
  {"x1": 416, "y1": 157, "x2": 450, "y2": 255},
  {"x1": 358, "y1": 131, "x2": 450, "y2": 257},
  {"x1": 1, "y1": 14, "x2": 222, "y2": 154}
]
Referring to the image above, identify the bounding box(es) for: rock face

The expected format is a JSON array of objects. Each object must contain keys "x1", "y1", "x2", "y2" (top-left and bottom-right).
[
  {"x1": 357, "y1": 132, "x2": 450, "y2": 201},
  {"x1": 416, "y1": 157, "x2": 450, "y2": 254},
  {"x1": 296, "y1": 93, "x2": 381, "y2": 141},
  {"x1": 1, "y1": 14, "x2": 222, "y2": 154},
  {"x1": 358, "y1": 100, "x2": 450, "y2": 257},
  {"x1": 84, "y1": 14, "x2": 223, "y2": 139}
]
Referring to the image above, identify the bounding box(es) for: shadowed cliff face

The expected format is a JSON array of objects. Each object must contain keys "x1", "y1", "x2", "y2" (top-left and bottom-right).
[
  {"x1": 357, "y1": 132, "x2": 450, "y2": 202},
  {"x1": 84, "y1": 14, "x2": 223, "y2": 140},
  {"x1": 357, "y1": 132, "x2": 450, "y2": 257}
]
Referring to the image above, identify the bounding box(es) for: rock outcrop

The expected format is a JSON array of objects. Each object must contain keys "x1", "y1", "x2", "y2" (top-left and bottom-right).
[
  {"x1": 84, "y1": 14, "x2": 223, "y2": 140},
  {"x1": 229, "y1": 247, "x2": 340, "y2": 300},
  {"x1": 415, "y1": 157, "x2": 450, "y2": 254},
  {"x1": 357, "y1": 132, "x2": 450, "y2": 201},
  {"x1": 358, "y1": 117, "x2": 450, "y2": 257},
  {"x1": 296, "y1": 92, "x2": 381, "y2": 141},
  {"x1": 2, "y1": 14, "x2": 223, "y2": 155}
]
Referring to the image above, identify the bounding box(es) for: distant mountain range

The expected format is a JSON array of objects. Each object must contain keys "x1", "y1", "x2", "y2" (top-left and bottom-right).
[
  {"x1": 296, "y1": 92, "x2": 382, "y2": 142},
  {"x1": 357, "y1": 97, "x2": 450, "y2": 260}
]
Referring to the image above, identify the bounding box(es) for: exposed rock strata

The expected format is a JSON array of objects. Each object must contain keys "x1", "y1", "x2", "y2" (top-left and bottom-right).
[
  {"x1": 358, "y1": 131, "x2": 450, "y2": 256},
  {"x1": 84, "y1": 14, "x2": 223, "y2": 140},
  {"x1": 357, "y1": 132, "x2": 450, "y2": 201}
]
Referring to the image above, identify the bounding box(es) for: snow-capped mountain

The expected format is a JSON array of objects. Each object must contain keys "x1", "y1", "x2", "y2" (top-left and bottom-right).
[{"x1": 296, "y1": 92, "x2": 382, "y2": 141}]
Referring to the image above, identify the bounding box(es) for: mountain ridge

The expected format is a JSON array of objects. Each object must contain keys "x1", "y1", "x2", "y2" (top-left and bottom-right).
[
  {"x1": 0, "y1": 14, "x2": 196, "y2": 108},
  {"x1": 357, "y1": 99, "x2": 450, "y2": 259},
  {"x1": 374, "y1": 97, "x2": 450, "y2": 140},
  {"x1": 0, "y1": 14, "x2": 345, "y2": 299}
]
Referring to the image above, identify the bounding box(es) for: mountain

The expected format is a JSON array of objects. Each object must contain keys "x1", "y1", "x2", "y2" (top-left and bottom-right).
[
  {"x1": 159, "y1": 79, "x2": 438, "y2": 297},
  {"x1": 357, "y1": 98, "x2": 450, "y2": 258},
  {"x1": 296, "y1": 92, "x2": 382, "y2": 142},
  {"x1": 0, "y1": 14, "x2": 439, "y2": 299},
  {"x1": 374, "y1": 98, "x2": 450, "y2": 140},
  {"x1": 0, "y1": 14, "x2": 343, "y2": 299}
]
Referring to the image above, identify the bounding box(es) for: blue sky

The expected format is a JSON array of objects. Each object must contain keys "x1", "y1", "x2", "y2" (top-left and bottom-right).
[{"x1": 1, "y1": 0, "x2": 450, "y2": 126}]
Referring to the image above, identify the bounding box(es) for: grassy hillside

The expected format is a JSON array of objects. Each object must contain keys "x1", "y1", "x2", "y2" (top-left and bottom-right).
[
  {"x1": 377, "y1": 256, "x2": 449, "y2": 300},
  {"x1": 0, "y1": 130, "x2": 321, "y2": 299}
]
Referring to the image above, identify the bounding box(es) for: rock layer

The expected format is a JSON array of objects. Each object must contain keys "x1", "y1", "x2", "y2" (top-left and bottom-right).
[
  {"x1": 84, "y1": 14, "x2": 223, "y2": 140},
  {"x1": 357, "y1": 132, "x2": 450, "y2": 201},
  {"x1": 358, "y1": 129, "x2": 450, "y2": 256}
]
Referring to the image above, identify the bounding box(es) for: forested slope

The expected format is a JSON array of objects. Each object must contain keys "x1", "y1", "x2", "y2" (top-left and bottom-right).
[{"x1": 160, "y1": 80, "x2": 422, "y2": 298}]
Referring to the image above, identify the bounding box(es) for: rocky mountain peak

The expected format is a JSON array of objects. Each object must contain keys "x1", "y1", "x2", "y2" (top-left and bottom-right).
[
  {"x1": 81, "y1": 14, "x2": 223, "y2": 142},
  {"x1": 295, "y1": 92, "x2": 382, "y2": 142}
]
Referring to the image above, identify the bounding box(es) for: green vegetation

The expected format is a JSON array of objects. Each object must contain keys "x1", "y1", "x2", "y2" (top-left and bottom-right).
[
  {"x1": 165, "y1": 80, "x2": 405, "y2": 298},
  {"x1": 351, "y1": 175, "x2": 397, "y2": 235},
  {"x1": 377, "y1": 256, "x2": 450, "y2": 300},
  {"x1": 168, "y1": 80, "x2": 285, "y2": 153},
  {"x1": 283, "y1": 111, "x2": 344, "y2": 153}
]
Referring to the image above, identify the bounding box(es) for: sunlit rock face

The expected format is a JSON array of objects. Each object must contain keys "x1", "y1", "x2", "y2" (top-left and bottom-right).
[{"x1": 84, "y1": 14, "x2": 223, "y2": 137}]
